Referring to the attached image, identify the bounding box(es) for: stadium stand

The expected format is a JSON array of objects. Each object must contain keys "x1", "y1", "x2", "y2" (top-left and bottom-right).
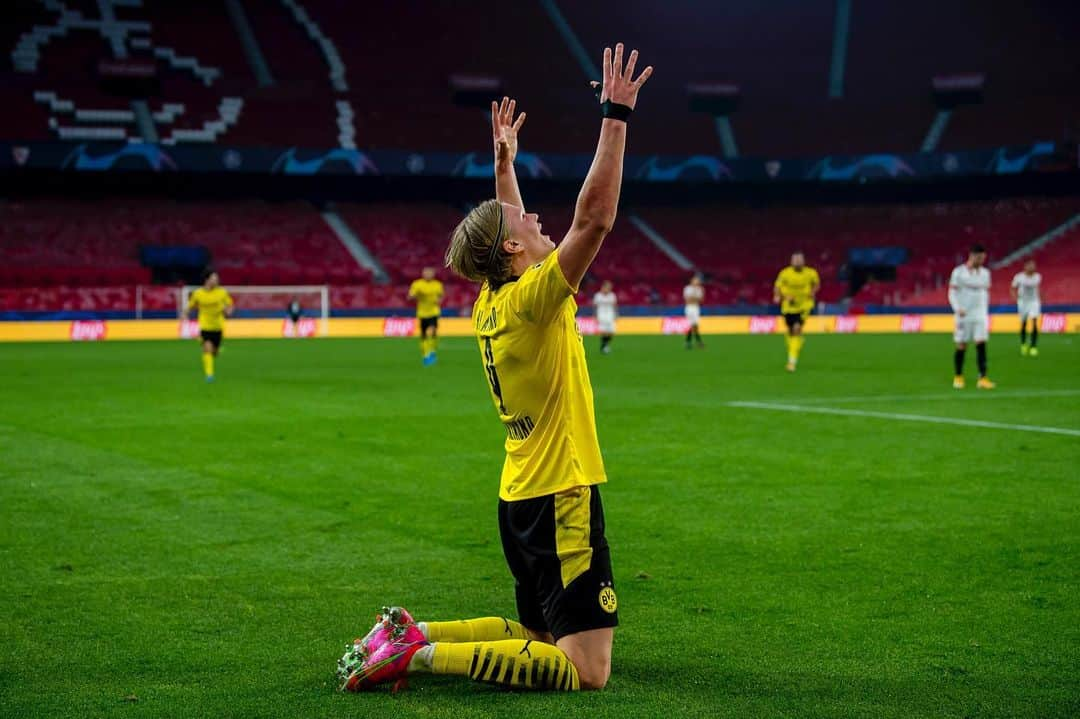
[
  {"x1": 641, "y1": 197, "x2": 1080, "y2": 307},
  {"x1": 3, "y1": 195, "x2": 1077, "y2": 315},
  {"x1": 910, "y1": 217, "x2": 1080, "y2": 307},
  {"x1": 845, "y1": 1, "x2": 1080, "y2": 151},
  {"x1": 5, "y1": 2, "x2": 1076, "y2": 153},
  {"x1": 2, "y1": 4, "x2": 1077, "y2": 318},
  {"x1": 0, "y1": 198, "x2": 371, "y2": 313},
  {"x1": 1015, "y1": 225, "x2": 1080, "y2": 305}
]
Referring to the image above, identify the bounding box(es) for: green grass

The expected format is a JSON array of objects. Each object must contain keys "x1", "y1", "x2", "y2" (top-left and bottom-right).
[{"x1": 1, "y1": 334, "x2": 1078, "y2": 718}]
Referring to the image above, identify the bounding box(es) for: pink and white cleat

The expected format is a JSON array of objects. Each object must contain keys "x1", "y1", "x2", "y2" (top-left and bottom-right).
[
  {"x1": 338, "y1": 606, "x2": 427, "y2": 692},
  {"x1": 358, "y1": 606, "x2": 422, "y2": 653}
]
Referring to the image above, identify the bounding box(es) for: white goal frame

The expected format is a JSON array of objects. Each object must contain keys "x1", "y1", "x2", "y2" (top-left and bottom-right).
[{"x1": 178, "y1": 285, "x2": 330, "y2": 336}]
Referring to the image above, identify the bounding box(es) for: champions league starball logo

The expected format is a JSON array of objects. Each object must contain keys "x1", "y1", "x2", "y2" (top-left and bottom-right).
[
  {"x1": 271, "y1": 148, "x2": 379, "y2": 175},
  {"x1": 61, "y1": 143, "x2": 177, "y2": 171},
  {"x1": 807, "y1": 154, "x2": 915, "y2": 181},
  {"x1": 222, "y1": 150, "x2": 243, "y2": 170},
  {"x1": 453, "y1": 152, "x2": 551, "y2": 179},
  {"x1": 635, "y1": 155, "x2": 733, "y2": 181}
]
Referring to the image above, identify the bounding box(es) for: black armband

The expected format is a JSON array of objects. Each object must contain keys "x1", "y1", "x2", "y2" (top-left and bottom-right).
[{"x1": 601, "y1": 101, "x2": 633, "y2": 122}]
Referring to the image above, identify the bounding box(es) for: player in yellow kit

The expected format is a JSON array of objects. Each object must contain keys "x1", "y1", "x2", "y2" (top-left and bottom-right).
[
  {"x1": 773, "y1": 252, "x2": 819, "y2": 372},
  {"x1": 185, "y1": 270, "x2": 233, "y2": 382},
  {"x1": 338, "y1": 45, "x2": 653, "y2": 694},
  {"x1": 408, "y1": 267, "x2": 444, "y2": 366}
]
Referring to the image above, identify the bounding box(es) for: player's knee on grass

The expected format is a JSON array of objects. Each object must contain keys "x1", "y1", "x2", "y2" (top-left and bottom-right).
[
  {"x1": 567, "y1": 652, "x2": 610, "y2": 690},
  {"x1": 557, "y1": 629, "x2": 613, "y2": 690}
]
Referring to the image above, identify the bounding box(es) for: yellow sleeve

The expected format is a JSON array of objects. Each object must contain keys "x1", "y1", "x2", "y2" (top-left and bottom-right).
[
  {"x1": 187, "y1": 290, "x2": 199, "y2": 310},
  {"x1": 774, "y1": 269, "x2": 787, "y2": 290},
  {"x1": 510, "y1": 251, "x2": 574, "y2": 324},
  {"x1": 811, "y1": 269, "x2": 820, "y2": 287},
  {"x1": 435, "y1": 281, "x2": 444, "y2": 299},
  {"x1": 223, "y1": 290, "x2": 234, "y2": 307},
  {"x1": 408, "y1": 280, "x2": 419, "y2": 298}
]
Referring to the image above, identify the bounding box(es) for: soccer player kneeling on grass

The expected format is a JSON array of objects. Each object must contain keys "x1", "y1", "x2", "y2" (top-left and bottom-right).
[
  {"x1": 337, "y1": 43, "x2": 652, "y2": 693},
  {"x1": 185, "y1": 270, "x2": 233, "y2": 382},
  {"x1": 773, "y1": 252, "x2": 819, "y2": 372},
  {"x1": 949, "y1": 244, "x2": 995, "y2": 389}
]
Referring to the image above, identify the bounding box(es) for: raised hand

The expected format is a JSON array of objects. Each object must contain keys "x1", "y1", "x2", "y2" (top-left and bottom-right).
[
  {"x1": 594, "y1": 43, "x2": 653, "y2": 110},
  {"x1": 491, "y1": 96, "x2": 526, "y2": 167}
]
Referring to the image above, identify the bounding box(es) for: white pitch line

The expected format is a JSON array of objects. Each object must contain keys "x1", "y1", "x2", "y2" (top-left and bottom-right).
[
  {"x1": 726, "y1": 401, "x2": 1080, "y2": 438},
  {"x1": 755, "y1": 389, "x2": 1080, "y2": 405}
]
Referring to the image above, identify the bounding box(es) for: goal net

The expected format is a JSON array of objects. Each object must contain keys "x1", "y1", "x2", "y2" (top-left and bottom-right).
[{"x1": 179, "y1": 285, "x2": 330, "y2": 337}]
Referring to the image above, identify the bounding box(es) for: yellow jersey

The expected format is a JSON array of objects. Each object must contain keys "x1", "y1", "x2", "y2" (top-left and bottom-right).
[
  {"x1": 472, "y1": 251, "x2": 606, "y2": 501},
  {"x1": 409, "y1": 278, "x2": 444, "y2": 319},
  {"x1": 187, "y1": 287, "x2": 233, "y2": 331},
  {"x1": 774, "y1": 265, "x2": 820, "y2": 315}
]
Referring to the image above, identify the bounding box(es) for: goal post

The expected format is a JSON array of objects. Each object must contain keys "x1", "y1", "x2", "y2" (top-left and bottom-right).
[{"x1": 179, "y1": 285, "x2": 330, "y2": 337}]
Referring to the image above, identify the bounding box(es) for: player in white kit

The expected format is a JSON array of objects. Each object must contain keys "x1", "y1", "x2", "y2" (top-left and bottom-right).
[
  {"x1": 1011, "y1": 259, "x2": 1042, "y2": 357},
  {"x1": 683, "y1": 274, "x2": 705, "y2": 349},
  {"x1": 593, "y1": 280, "x2": 618, "y2": 354},
  {"x1": 948, "y1": 244, "x2": 995, "y2": 389}
]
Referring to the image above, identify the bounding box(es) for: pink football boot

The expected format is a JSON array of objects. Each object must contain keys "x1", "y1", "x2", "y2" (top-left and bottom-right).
[{"x1": 338, "y1": 606, "x2": 427, "y2": 692}]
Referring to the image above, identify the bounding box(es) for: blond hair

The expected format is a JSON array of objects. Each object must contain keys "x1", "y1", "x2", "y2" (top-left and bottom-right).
[{"x1": 445, "y1": 199, "x2": 511, "y2": 284}]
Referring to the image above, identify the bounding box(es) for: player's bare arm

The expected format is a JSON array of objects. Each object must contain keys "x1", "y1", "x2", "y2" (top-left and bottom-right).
[
  {"x1": 493, "y1": 96, "x2": 526, "y2": 210},
  {"x1": 558, "y1": 43, "x2": 653, "y2": 289}
]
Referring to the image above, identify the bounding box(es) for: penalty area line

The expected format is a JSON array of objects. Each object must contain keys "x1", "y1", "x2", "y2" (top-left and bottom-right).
[{"x1": 726, "y1": 401, "x2": 1080, "y2": 438}]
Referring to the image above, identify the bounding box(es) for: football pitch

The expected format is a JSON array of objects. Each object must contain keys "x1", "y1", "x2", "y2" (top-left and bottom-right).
[{"x1": 1, "y1": 334, "x2": 1078, "y2": 718}]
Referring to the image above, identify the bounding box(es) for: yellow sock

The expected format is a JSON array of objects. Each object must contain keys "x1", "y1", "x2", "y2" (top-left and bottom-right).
[
  {"x1": 784, "y1": 335, "x2": 794, "y2": 361},
  {"x1": 202, "y1": 352, "x2": 214, "y2": 377},
  {"x1": 422, "y1": 617, "x2": 529, "y2": 643},
  {"x1": 430, "y1": 335, "x2": 438, "y2": 353},
  {"x1": 430, "y1": 640, "x2": 579, "y2": 690},
  {"x1": 792, "y1": 335, "x2": 805, "y2": 360}
]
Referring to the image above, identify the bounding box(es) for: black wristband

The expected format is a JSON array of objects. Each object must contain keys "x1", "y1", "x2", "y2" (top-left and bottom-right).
[{"x1": 601, "y1": 100, "x2": 633, "y2": 122}]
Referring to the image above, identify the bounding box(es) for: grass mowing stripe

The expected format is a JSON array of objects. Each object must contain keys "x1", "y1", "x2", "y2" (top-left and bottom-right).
[{"x1": 727, "y1": 400, "x2": 1080, "y2": 437}]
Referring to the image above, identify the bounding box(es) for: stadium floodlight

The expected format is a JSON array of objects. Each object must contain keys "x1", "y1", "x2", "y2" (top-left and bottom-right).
[{"x1": 179, "y1": 285, "x2": 330, "y2": 336}]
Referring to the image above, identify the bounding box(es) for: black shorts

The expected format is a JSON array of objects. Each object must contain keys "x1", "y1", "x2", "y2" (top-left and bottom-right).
[
  {"x1": 419, "y1": 316, "x2": 439, "y2": 334},
  {"x1": 200, "y1": 330, "x2": 223, "y2": 348},
  {"x1": 783, "y1": 312, "x2": 809, "y2": 331},
  {"x1": 498, "y1": 485, "x2": 618, "y2": 640}
]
